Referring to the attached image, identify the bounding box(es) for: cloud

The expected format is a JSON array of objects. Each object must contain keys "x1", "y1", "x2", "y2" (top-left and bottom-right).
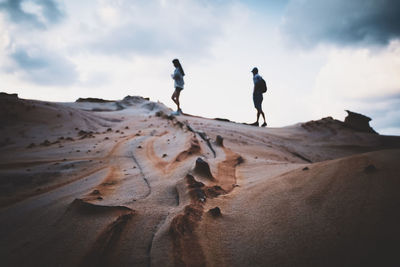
[
  {"x1": 8, "y1": 47, "x2": 78, "y2": 85},
  {"x1": 0, "y1": 3, "x2": 75, "y2": 86},
  {"x1": 365, "y1": 96, "x2": 400, "y2": 135},
  {"x1": 310, "y1": 40, "x2": 400, "y2": 134},
  {"x1": 282, "y1": 0, "x2": 400, "y2": 47},
  {"x1": 0, "y1": 0, "x2": 242, "y2": 87},
  {"x1": 0, "y1": 0, "x2": 63, "y2": 29},
  {"x1": 86, "y1": 0, "x2": 237, "y2": 57},
  {"x1": 313, "y1": 40, "x2": 400, "y2": 101}
]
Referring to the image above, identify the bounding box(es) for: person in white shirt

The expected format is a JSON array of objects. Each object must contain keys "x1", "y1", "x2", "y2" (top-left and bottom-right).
[
  {"x1": 171, "y1": 59, "x2": 185, "y2": 113},
  {"x1": 251, "y1": 67, "x2": 267, "y2": 127}
]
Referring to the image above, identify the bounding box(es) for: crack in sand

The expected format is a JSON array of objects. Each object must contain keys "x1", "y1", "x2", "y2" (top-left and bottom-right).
[
  {"x1": 82, "y1": 135, "x2": 155, "y2": 203},
  {"x1": 129, "y1": 140, "x2": 151, "y2": 200}
]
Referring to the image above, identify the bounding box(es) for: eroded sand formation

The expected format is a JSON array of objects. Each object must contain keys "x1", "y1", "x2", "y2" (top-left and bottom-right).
[{"x1": 1, "y1": 93, "x2": 400, "y2": 267}]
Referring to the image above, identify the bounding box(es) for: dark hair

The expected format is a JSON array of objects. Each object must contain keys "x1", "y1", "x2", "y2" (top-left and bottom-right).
[{"x1": 172, "y1": 59, "x2": 185, "y2": 76}]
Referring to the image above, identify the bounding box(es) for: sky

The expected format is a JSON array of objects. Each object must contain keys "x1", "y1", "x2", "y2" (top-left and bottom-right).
[{"x1": 1, "y1": 0, "x2": 399, "y2": 135}]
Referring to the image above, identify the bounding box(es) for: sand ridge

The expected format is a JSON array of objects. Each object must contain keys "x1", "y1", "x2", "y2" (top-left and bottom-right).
[{"x1": 1, "y1": 94, "x2": 400, "y2": 267}]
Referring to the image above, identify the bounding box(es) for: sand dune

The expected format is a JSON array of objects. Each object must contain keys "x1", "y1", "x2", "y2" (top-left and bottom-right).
[{"x1": 1, "y1": 93, "x2": 399, "y2": 267}]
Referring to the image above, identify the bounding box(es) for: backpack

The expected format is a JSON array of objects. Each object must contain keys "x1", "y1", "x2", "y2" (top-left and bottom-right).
[{"x1": 256, "y1": 78, "x2": 267, "y2": 93}]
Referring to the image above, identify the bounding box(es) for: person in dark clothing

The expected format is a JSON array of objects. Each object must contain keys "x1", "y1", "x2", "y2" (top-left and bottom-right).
[
  {"x1": 251, "y1": 67, "x2": 267, "y2": 127},
  {"x1": 171, "y1": 59, "x2": 185, "y2": 114}
]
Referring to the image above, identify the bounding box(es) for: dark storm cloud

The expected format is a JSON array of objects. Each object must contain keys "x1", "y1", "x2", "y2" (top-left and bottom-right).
[
  {"x1": 10, "y1": 48, "x2": 78, "y2": 86},
  {"x1": 282, "y1": 0, "x2": 400, "y2": 46},
  {"x1": 0, "y1": 0, "x2": 63, "y2": 28}
]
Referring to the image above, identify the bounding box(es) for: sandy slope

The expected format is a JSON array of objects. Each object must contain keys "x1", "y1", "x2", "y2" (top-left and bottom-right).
[{"x1": 0, "y1": 94, "x2": 399, "y2": 267}]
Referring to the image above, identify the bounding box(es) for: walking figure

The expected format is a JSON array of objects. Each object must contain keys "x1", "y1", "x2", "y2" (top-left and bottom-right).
[
  {"x1": 250, "y1": 67, "x2": 267, "y2": 127},
  {"x1": 171, "y1": 59, "x2": 185, "y2": 114}
]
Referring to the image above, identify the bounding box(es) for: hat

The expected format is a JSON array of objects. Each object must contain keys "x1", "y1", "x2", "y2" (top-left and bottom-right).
[{"x1": 251, "y1": 67, "x2": 258, "y2": 73}]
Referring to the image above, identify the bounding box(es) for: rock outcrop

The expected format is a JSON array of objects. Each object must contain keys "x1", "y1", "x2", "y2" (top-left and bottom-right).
[{"x1": 344, "y1": 110, "x2": 377, "y2": 134}]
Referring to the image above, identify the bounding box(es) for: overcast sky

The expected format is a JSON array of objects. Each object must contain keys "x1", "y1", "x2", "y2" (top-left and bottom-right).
[{"x1": 1, "y1": 0, "x2": 399, "y2": 135}]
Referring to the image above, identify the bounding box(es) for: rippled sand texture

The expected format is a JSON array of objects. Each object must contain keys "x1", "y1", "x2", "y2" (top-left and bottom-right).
[{"x1": 1, "y1": 94, "x2": 400, "y2": 267}]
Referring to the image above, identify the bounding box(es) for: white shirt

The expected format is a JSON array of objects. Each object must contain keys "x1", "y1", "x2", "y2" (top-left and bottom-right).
[{"x1": 171, "y1": 68, "x2": 184, "y2": 88}]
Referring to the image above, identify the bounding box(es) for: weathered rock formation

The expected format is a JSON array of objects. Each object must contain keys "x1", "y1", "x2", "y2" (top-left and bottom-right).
[{"x1": 344, "y1": 110, "x2": 377, "y2": 134}]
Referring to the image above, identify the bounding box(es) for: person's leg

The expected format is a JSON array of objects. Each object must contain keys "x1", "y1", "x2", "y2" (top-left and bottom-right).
[
  {"x1": 252, "y1": 93, "x2": 260, "y2": 126},
  {"x1": 171, "y1": 90, "x2": 177, "y2": 104},
  {"x1": 171, "y1": 89, "x2": 180, "y2": 110},
  {"x1": 260, "y1": 110, "x2": 267, "y2": 126},
  {"x1": 259, "y1": 97, "x2": 267, "y2": 126},
  {"x1": 260, "y1": 110, "x2": 266, "y2": 122},
  {"x1": 175, "y1": 89, "x2": 181, "y2": 111},
  {"x1": 250, "y1": 108, "x2": 260, "y2": 126}
]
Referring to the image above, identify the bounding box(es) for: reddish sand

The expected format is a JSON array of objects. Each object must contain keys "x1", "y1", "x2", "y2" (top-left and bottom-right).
[{"x1": 1, "y1": 94, "x2": 400, "y2": 267}]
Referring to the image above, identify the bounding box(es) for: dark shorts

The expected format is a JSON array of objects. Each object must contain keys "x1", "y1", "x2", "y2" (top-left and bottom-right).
[
  {"x1": 175, "y1": 87, "x2": 183, "y2": 92},
  {"x1": 253, "y1": 92, "x2": 263, "y2": 110}
]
